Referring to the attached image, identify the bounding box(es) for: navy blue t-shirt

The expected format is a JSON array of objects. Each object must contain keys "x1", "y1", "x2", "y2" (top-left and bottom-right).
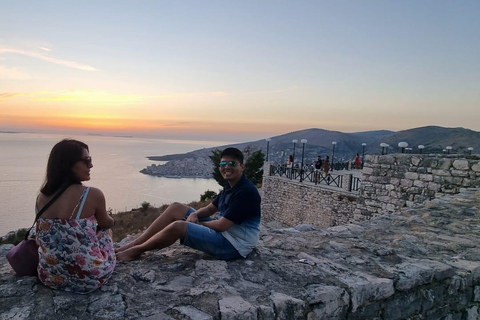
[{"x1": 212, "y1": 174, "x2": 261, "y2": 223}]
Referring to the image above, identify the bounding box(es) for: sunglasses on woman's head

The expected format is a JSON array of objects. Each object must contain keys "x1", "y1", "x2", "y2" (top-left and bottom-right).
[
  {"x1": 81, "y1": 156, "x2": 92, "y2": 166},
  {"x1": 219, "y1": 160, "x2": 237, "y2": 168}
]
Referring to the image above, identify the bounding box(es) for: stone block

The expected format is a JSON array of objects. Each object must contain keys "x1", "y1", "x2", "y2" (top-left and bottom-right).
[
  {"x1": 419, "y1": 174, "x2": 433, "y2": 182},
  {"x1": 413, "y1": 180, "x2": 426, "y2": 188},
  {"x1": 452, "y1": 159, "x2": 469, "y2": 170},
  {"x1": 472, "y1": 162, "x2": 480, "y2": 172},
  {"x1": 427, "y1": 182, "x2": 441, "y2": 191},
  {"x1": 446, "y1": 260, "x2": 480, "y2": 282},
  {"x1": 438, "y1": 158, "x2": 453, "y2": 170},
  {"x1": 390, "y1": 177, "x2": 400, "y2": 185},
  {"x1": 474, "y1": 286, "x2": 480, "y2": 302},
  {"x1": 305, "y1": 285, "x2": 349, "y2": 319},
  {"x1": 411, "y1": 156, "x2": 422, "y2": 166},
  {"x1": 338, "y1": 272, "x2": 394, "y2": 312},
  {"x1": 362, "y1": 167, "x2": 374, "y2": 175},
  {"x1": 400, "y1": 179, "x2": 413, "y2": 187},
  {"x1": 219, "y1": 296, "x2": 256, "y2": 320},
  {"x1": 432, "y1": 169, "x2": 451, "y2": 177},
  {"x1": 269, "y1": 292, "x2": 306, "y2": 320},
  {"x1": 383, "y1": 291, "x2": 421, "y2": 320},
  {"x1": 451, "y1": 170, "x2": 469, "y2": 177},
  {"x1": 405, "y1": 172, "x2": 419, "y2": 180}
]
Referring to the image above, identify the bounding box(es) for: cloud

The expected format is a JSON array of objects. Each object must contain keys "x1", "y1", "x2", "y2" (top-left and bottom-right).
[
  {"x1": 0, "y1": 65, "x2": 33, "y2": 80},
  {"x1": 0, "y1": 93, "x2": 24, "y2": 99},
  {"x1": 0, "y1": 47, "x2": 97, "y2": 71},
  {"x1": 39, "y1": 47, "x2": 51, "y2": 52}
]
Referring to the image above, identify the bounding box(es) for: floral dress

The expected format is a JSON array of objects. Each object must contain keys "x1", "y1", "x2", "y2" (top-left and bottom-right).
[{"x1": 35, "y1": 187, "x2": 116, "y2": 294}]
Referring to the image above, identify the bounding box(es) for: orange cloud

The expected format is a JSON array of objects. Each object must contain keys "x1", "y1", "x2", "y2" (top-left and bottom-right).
[{"x1": 0, "y1": 93, "x2": 25, "y2": 99}]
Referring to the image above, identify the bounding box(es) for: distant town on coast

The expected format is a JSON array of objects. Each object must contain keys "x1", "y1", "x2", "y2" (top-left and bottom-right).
[{"x1": 141, "y1": 125, "x2": 480, "y2": 179}]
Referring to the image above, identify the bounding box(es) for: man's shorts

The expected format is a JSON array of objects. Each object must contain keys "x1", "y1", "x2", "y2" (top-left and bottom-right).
[{"x1": 182, "y1": 207, "x2": 242, "y2": 260}]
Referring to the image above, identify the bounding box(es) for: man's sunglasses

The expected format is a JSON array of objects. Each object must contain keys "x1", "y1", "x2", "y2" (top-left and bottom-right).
[
  {"x1": 219, "y1": 160, "x2": 237, "y2": 168},
  {"x1": 81, "y1": 156, "x2": 92, "y2": 166}
]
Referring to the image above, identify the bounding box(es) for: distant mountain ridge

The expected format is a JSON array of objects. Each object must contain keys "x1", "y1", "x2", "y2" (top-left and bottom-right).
[{"x1": 149, "y1": 126, "x2": 480, "y2": 164}]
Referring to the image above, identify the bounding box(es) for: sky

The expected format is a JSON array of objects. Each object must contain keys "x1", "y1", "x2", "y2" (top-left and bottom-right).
[{"x1": 1, "y1": 1, "x2": 479, "y2": 142}]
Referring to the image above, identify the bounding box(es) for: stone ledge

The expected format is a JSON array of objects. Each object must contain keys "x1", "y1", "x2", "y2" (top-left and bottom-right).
[{"x1": 1, "y1": 189, "x2": 480, "y2": 319}]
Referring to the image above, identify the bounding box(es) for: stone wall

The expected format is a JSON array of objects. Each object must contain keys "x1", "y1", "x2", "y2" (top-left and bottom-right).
[
  {"x1": 262, "y1": 162, "x2": 358, "y2": 227},
  {"x1": 262, "y1": 155, "x2": 480, "y2": 227},
  {"x1": 356, "y1": 154, "x2": 480, "y2": 219}
]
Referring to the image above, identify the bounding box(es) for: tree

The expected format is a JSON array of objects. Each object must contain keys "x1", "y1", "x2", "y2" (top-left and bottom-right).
[
  {"x1": 209, "y1": 147, "x2": 265, "y2": 187},
  {"x1": 244, "y1": 149, "x2": 265, "y2": 186},
  {"x1": 209, "y1": 149, "x2": 226, "y2": 186},
  {"x1": 200, "y1": 190, "x2": 218, "y2": 201}
]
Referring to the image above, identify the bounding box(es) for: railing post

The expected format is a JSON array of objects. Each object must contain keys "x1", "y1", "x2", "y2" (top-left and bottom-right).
[{"x1": 348, "y1": 174, "x2": 353, "y2": 192}]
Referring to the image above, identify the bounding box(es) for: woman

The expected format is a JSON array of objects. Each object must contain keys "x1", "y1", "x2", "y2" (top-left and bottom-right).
[
  {"x1": 35, "y1": 139, "x2": 115, "y2": 294},
  {"x1": 354, "y1": 153, "x2": 361, "y2": 169},
  {"x1": 323, "y1": 155, "x2": 330, "y2": 176}
]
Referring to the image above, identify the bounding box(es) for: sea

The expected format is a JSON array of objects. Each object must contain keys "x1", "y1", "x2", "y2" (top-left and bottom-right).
[{"x1": 0, "y1": 132, "x2": 225, "y2": 236}]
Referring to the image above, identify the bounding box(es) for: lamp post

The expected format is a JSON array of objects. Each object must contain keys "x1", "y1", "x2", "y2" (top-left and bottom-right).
[
  {"x1": 331, "y1": 141, "x2": 337, "y2": 171},
  {"x1": 292, "y1": 139, "x2": 297, "y2": 179},
  {"x1": 468, "y1": 147, "x2": 474, "y2": 155},
  {"x1": 380, "y1": 143, "x2": 388, "y2": 155},
  {"x1": 361, "y1": 143, "x2": 366, "y2": 168},
  {"x1": 398, "y1": 142, "x2": 408, "y2": 153},
  {"x1": 299, "y1": 139, "x2": 307, "y2": 182},
  {"x1": 446, "y1": 146, "x2": 452, "y2": 154},
  {"x1": 418, "y1": 145, "x2": 425, "y2": 154},
  {"x1": 265, "y1": 138, "x2": 271, "y2": 162}
]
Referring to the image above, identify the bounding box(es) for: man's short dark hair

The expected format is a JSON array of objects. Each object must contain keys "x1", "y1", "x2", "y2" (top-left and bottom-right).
[{"x1": 221, "y1": 147, "x2": 244, "y2": 164}]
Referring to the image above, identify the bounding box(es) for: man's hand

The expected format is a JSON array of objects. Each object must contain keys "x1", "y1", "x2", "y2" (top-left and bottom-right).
[{"x1": 186, "y1": 212, "x2": 199, "y2": 223}]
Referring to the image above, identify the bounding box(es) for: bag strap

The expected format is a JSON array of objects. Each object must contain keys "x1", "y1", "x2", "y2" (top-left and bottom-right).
[{"x1": 25, "y1": 184, "x2": 72, "y2": 240}]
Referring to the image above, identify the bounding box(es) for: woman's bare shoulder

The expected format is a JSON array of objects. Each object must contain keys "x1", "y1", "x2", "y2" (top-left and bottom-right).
[{"x1": 87, "y1": 187, "x2": 105, "y2": 199}]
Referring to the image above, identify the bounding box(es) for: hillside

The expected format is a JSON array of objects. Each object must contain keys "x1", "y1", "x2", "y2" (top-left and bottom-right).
[
  {"x1": 371, "y1": 126, "x2": 480, "y2": 154},
  {"x1": 147, "y1": 126, "x2": 480, "y2": 165}
]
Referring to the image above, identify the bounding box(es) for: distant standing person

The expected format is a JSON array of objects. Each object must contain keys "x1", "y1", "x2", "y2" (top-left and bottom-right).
[
  {"x1": 287, "y1": 154, "x2": 293, "y2": 167},
  {"x1": 323, "y1": 155, "x2": 330, "y2": 176},
  {"x1": 354, "y1": 153, "x2": 361, "y2": 169}
]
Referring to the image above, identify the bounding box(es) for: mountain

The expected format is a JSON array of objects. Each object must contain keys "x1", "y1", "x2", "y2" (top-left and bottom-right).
[
  {"x1": 148, "y1": 126, "x2": 479, "y2": 164},
  {"x1": 371, "y1": 126, "x2": 480, "y2": 154}
]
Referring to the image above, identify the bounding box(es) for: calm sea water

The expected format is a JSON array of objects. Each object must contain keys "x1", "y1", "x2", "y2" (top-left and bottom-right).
[{"x1": 0, "y1": 132, "x2": 224, "y2": 236}]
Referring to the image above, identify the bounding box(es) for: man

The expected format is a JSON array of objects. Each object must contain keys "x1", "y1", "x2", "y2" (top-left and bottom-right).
[{"x1": 116, "y1": 147, "x2": 261, "y2": 261}]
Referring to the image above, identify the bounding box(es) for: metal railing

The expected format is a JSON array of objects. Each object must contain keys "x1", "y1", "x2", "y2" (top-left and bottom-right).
[{"x1": 269, "y1": 164, "x2": 344, "y2": 188}]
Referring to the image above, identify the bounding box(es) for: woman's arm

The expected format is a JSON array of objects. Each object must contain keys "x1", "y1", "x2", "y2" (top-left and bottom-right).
[{"x1": 91, "y1": 188, "x2": 115, "y2": 229}]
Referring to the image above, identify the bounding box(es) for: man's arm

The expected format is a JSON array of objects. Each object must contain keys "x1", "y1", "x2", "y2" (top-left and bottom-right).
[
  {"x1": 186, "y1": 203, "x2": 217, "y2": 223},
  {"x1": 199, "y1": 217, "x2": 234, "y2": 232}
]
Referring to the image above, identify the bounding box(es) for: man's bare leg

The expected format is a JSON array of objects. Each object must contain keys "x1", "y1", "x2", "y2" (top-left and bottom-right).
[
  {"x1": 116, "y1": 220, "x2": 188, "y2": 261},
  {"x1": 115, "y1": 202, "x2": 190, "y2": 253}
]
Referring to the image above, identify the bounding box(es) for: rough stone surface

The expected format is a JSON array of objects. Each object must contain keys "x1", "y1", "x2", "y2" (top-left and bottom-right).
[{"x1": 2, "y1": 189, "x2": 480, "y2": 319}]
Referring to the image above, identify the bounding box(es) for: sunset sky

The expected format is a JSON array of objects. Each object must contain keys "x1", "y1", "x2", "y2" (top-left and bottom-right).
[{"x1": 1, "y1": 1, "x2": 479, "y2": 142}]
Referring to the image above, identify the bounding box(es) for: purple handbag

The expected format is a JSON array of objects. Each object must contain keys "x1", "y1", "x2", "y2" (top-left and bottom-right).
[
  {"x1": 6, "y1": 184, "x2": 71, "y2": 277},
  {"x1": 6, "y1": 239, "x2": 39, "y2": 276}
]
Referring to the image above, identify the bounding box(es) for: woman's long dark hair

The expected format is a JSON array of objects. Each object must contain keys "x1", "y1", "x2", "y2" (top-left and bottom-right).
[{"x1": 40, "y1": 139, "x2": 89, "y2": 195}]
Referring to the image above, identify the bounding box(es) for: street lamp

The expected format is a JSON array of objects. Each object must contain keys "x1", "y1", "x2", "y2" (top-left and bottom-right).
[
  {"x1": 398, "y1": 142, "x2": 408, "y2": 153},
  {"x1": 446, "y1": 146, "x2": 452, "y2": 154},
  {"x1": 265, "y1": 138, "x2": 271, "y2": 162},
  {"x1": 380, "y1": 143, "x2": 388, "y2": 155},
  {"x1": 331, "y1": 141, "x2": 337, "y2": 171},
  {"x1": 361, "y1": 143, "x2": 366, "y2": 168},
  {"x1": 292, "y1": 139, "x2": 298, "y2": 179},
  {"x1": 468, "y1": 147, "x2": 474, "y2": 155},
  {"x1": 299, "y1": 139, "x2": 307, "y2": 182},
  {"x1": 418, "y1": 145, "x2": 425, "y2": 154}
]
